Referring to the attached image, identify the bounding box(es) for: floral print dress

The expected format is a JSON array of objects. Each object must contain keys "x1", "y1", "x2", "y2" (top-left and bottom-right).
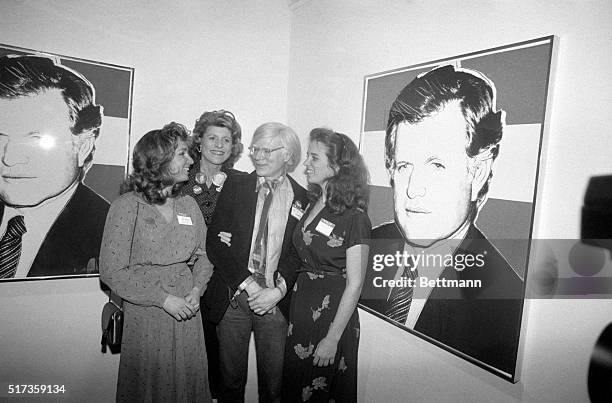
[{"x1": 282, "y1": 205, "x2": 371, "y2": 402}]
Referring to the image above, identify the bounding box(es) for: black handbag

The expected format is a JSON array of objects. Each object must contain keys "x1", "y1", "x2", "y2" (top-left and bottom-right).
[
  {"x1": 100, "y1": 202, "x2": 139, "y2": 354},
  {"x1": 101, "y1": 295, "x2": 123, "y2": 353}
]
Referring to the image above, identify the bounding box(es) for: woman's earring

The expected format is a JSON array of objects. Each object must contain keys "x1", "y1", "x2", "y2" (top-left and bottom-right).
[{"x1": 197, "y1": 145, "x2": 202, "y2": 153}]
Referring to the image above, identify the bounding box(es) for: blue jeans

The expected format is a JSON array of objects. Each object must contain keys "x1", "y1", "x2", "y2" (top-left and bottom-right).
[{"x1": 216, "y1": 291, "x2": 287, "y2": 403}]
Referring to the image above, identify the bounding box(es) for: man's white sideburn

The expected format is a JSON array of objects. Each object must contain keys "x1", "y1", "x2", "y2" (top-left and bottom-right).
[
  {"x1": 75, "y1": 133, "x2": 95, "y2": 168},
  {"x1": 468, "y1": 155, "x2": 493, "y2": 206}
]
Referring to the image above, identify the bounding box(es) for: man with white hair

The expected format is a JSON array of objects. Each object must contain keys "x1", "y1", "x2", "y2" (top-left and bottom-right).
[{"x1": 206, "y1": 122, "x2": 308, "y2": 402}]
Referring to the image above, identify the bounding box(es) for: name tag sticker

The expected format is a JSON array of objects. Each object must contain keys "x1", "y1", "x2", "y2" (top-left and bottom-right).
[
  {"x1": 177, "y1": 215, "x2": 193, "y2": 225},
  {"x1": 315, "y1": 218, "x2": 334, "y2": 237},
  {"x1": 291, "y1": 205, "x2": 304, "y2": 220}
]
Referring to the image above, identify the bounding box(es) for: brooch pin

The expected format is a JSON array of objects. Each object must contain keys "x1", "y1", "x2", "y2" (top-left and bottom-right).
[
  {"x1": 194, "y1": 172, "x2": 206, "y2": 194},
  {"x1": 195, "y1": 172, "x2": 206, "y2": 184},
  {"x1": 212, "y1": 172, "x2": 227, "y2": 192}
]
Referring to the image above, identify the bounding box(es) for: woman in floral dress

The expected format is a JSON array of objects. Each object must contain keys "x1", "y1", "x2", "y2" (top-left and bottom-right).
[
  {"x1": 181, "y1": 110, "x2": 246, "y2": 398},
  {"x1": 100, "y1": 122, "x2": 213, "y2": 402},
  {"x1": 282, "y1": 128, "x2": 371, "y2": 402}
]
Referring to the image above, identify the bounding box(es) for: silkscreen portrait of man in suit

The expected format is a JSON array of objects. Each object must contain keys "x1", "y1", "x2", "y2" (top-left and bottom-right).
[
  {"x1": 0, "y1": 55, "x2": 110, "y2": 279},
  {"x1": 360, "y1": 65, "x2": 525, "y2": 378}
]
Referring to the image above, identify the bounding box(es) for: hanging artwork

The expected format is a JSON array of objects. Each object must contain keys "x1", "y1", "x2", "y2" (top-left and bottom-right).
[
  {"x1": 0, "y1": 44, "x2": 133, "y2": 281},
  {"x1": 358, "y1": 36, "x2": 556, "y2": 382}
]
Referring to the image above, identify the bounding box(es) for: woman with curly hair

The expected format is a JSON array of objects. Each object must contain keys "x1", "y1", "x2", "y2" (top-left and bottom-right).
[
  {"x1": 282, "y1": 128, "x2": 371, "y2": 402},
  {"x1": 100, "y1": 122, "x2": 213, "y2": 402},
  {"x1": 183, "y1": 109, "x2": 245, "y2": 225},
  {"x1": 181, "y1": 110, "x2": 245, "y2": 399}
]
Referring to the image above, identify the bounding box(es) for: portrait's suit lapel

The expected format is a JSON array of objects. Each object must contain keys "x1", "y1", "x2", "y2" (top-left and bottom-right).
[
  {"x1": 414, "y1": 222, "x2": 523, "y2": 374},
  {"x1": 28, "y1": 183, "x2": 109, "y2": 277},
  {"x1": 416, "y1": 224, "x2": 479, "y2": 332},
  {"x1": 360, "y1": 222, "x2": 405, "y2": 314},
  {"x1": 0, "y1": 183, "x2": 109, "y2": 278}
]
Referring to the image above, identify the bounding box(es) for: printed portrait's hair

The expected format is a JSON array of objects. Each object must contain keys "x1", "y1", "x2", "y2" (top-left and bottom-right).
[
  {"x1": 308, "y1": 128, "x2": 370, "y2": 215},
  {"x1": 385, "y1": 64, "x2": 505, "y2": 217},
  {"x1": 121, "y1": 122, "x2": 190, "y2": 204},
  {"x1": 191, "y1": 109, "x2": 243, "y2": 169},
  {"x1": 0, "y1": 55, "x2": 103, "y2": 172},
  {"x1": 251, "y1": 122, "x2": 301, "y2": 173}
]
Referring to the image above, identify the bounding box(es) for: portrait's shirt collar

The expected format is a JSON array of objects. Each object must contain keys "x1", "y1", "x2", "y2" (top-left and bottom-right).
[{"x1": 4, "y1": 180, "x2": 79, "y2": 278}]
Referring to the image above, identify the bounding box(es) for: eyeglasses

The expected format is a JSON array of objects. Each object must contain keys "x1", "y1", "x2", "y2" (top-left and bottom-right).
[{"x1": 248, "y1": 146, "x2": 285, "y2": 159}]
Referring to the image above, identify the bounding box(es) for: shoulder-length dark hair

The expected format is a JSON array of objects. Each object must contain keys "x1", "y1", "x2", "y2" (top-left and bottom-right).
[
  {"x1": 308, "y1": 128, "x2": 369, "y2": 214},
  {"x1": 120, "y1": 122, "x2": 190, "y2": 204},
  {"x1": 191, "y1": 109, "x2": 243, "y2": 170}
]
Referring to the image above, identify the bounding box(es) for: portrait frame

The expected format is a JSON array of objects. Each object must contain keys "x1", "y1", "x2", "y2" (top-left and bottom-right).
[
  {"x1": 358, "y1": 36, "x2": 556, "y2": 382},
  {"x1": 0, "y1": 43, "x2": 134, "y2": 282}
]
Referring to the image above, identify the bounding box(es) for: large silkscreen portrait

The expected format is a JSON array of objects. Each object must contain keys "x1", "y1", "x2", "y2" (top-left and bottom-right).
[
  {"x1": 0, "y1": 44, "x2": 133, "y2": 281},
  {"x1": 358, "y1": 36, "x2": 555, "y2": 382}
]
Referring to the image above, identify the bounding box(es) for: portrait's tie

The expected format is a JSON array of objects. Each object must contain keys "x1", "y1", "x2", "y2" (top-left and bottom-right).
[
  {"x1": 251, "y1": 181, "x2": 275, "y2": 287},
  {"x1": 0, "y1": 215, "x2": 27, "y2": 279},
  {"x1": 385, "y1": 260, "x2": 418, "y2": 324}
]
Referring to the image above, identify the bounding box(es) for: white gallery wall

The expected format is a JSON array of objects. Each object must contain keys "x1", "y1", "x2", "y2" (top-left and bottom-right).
[
  {"x1": 0, "y1": 1, "x2": 291, "y2": 401},
  {"x1": 286, "y1": 1, "x2": 612, "y2": 402}
]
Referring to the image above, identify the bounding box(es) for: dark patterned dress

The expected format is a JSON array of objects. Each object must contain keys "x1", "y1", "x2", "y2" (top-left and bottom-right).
[{"x1": 282, "y1": 205, "x2": 371, "y2": 403}]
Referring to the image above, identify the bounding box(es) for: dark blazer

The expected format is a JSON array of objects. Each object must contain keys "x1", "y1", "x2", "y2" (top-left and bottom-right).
[
  {"x1": 205, "y1": 171, "x2": 308, "y2": 323},
  {"x1": 0, "y1": 183, "x2": 110, "y2": 278},
  {"x1": 182, "y1": 162, "x2": 246, "y2": 225},
  {"x1": 360, "y1": 221, "x2": 524, "y2": 376}
]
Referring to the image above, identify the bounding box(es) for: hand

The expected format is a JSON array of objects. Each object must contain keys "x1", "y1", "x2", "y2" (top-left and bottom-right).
[
  {"x1": 163, "y1": 294, "x2": 197, "y2": 321},
  {"x1": 184, "y1": 287, "x2": 201, "y2": 313},
  {"x1": 247, "y1": 287, "x2": 282, "y2": 315},
  {"x1": 193, "y1": 247, "x2": 206, "y2": 256},
  {"x1": 218, "y1": 231, "x2": 232, "y2": 247},
  {"x1": 244, "y1": 278, "x2": 263, "y2": 297},
  {"x1": 313, "y1": 337, "x2": 338, "y2": 367}
]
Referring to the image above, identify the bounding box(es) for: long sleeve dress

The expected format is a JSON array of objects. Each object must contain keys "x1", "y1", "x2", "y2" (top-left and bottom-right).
[
  {"x1": 99, "y1": 192, "x2": 213, "y2": 402},
  {"x1": 282, "y1": 205, "x2": 371, "y2": 403}
]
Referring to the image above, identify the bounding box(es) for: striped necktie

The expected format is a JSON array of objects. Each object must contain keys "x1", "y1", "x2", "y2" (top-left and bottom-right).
[
  {"x1": 0, "y1": 215, "x2": 27, "y2": 278},
  {"x1": 385, "y1": 258, "x2": 418, "y2": 324},
  {"x1": 251, "y1": 181, "x2": 275, "y2": 286}
]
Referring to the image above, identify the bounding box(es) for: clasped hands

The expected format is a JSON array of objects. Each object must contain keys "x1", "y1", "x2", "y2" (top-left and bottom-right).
[
  {"x1": 246, "y1": 282, "x2": 283, "y2": 316},
  {"x1": 163, "y1": 286, "x2": 201, "y2": 321},
  {"x1": 217, "y1": 231, "x2": 282, "y2": 315}
]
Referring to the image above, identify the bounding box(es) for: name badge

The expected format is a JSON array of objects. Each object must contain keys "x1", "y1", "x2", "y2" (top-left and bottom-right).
[
  {"x1": 291, "y1": 205, "x2": 304, "y2": 220},
  {"x1": 315, "y1": 218, "x2": 334, "y2": 237},
  {"x1": 177, "y1": 215, "x2": 193, "y2": 225}
]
